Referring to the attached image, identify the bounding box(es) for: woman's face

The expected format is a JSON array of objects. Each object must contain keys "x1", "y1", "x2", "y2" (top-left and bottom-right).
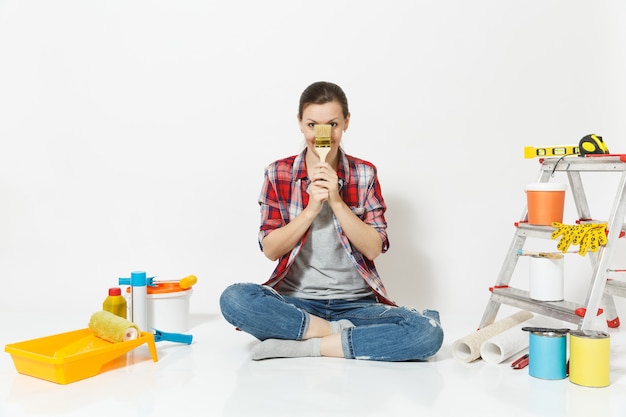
[{"x1": 298, "y1": 100, "x2": 350, "y2": 164}]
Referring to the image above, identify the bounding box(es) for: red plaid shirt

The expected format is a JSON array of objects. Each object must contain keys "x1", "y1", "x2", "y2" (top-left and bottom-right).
[{"x1": 258, "y1": 149, "x2": 395, "y2": 305}]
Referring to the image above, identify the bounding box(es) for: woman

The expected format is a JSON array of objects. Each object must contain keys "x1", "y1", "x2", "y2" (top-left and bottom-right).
[{"x1": 220, "y1": 81, "x2": 443, "y2": 361}]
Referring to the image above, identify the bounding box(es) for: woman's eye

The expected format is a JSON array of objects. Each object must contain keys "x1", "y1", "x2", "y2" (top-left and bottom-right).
[
  {"x1": 330, "y1": 122, "x2": 338, "y2": 128},
  {"x1": 308, "y1": 123, "x2": 315, "y2": 128}
]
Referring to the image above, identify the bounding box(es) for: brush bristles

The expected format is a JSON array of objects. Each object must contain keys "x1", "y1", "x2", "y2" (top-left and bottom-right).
[
  {"x1": 314, "y1": 124, "x2": 332, "y2": 148},
  {"x1": 315, "y1": 137, "x2": 331, "y2": 148}
]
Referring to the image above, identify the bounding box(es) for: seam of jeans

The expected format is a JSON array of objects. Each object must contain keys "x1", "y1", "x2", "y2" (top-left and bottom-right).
[
  {"x1": 298, "y1": 310, "x2": 309, "y2": 340},
  {"x1": 341, "y1": 328, "x2": 355, "y2": 359}
]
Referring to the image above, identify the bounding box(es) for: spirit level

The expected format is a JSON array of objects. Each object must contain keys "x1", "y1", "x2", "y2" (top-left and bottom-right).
[{"x1": 524, "y1": 145, "x2": 580, "y2": 159}]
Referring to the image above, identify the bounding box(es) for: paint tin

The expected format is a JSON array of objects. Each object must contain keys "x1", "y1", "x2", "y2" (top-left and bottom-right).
[
  {"x1": 525, "y1": 183, "x2": 566, "y2": 226},
  {"x1": 528, "y1": 330, "x2": 567, "y2": 380},
  {"x1": 529, "y1": 256, "x2": 564, "y2": 301},
  {"x1": 569, "y1": 330, "x2": 610, "y2": 387},
  {"x1": 126, "y1": 282, "x2": 193, "y2": 333}
]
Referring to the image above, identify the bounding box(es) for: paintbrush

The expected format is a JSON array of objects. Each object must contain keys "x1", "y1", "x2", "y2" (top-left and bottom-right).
[
  {"x1": 314, "y1": 124, "x2": 332, "y2": 163},
  {"x1": 517, "y1": 249, "x2": 564, "y2": 259}
]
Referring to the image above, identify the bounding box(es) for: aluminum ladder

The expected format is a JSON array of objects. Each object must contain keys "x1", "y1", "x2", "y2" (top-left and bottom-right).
[{"x1": 479, "y1": 155, "x2": 626, "y2": 331}]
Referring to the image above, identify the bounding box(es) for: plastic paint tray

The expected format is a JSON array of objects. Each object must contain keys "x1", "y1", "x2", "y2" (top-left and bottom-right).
[{"x1": 4, "y1": 328, "x2": 158, "y2": 384}]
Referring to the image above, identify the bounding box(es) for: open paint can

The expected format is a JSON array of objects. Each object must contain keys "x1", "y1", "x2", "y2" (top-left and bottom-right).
[
  {"x1": 569, "y1": 330, "x2": 610, "y2": 387},
  {"x1": 528, "y1": 330, "x2": 567, "y2": 380}
]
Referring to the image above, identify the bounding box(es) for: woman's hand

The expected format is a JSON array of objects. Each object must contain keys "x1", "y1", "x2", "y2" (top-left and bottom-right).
[{"x1": 309, "y1": 162, "x2": 340, "y2": 207}]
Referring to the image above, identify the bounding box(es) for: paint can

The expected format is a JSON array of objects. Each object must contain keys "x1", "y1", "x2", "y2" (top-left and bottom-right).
[
  {"x1": 529, "y1": 256, "x2": 564, "y2": 301},
  {"x1": 525, "y1": 183, "x2": 566, "y2": 226},
  {"x1": 569, "y1": 330, "x2": 610, "y2": 387},
  {"x1": 126, "y1": 282, "x2": 193, "y2": 333},
  {"x1": 147, "y1": 282, "x2": 193, "y2": 333},
  {"x1": 528, "y1": 330, "x2": 567, "y2": 380}
]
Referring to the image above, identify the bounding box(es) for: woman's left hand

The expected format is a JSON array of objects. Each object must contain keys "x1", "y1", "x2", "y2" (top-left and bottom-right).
[{"x1": 310, "y1": 162, "x2": 340, "y2": 202}]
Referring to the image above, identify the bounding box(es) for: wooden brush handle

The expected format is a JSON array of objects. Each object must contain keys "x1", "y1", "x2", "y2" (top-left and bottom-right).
[{"x1": 317, "y1": 147, "x2": 330, "y2": 163}]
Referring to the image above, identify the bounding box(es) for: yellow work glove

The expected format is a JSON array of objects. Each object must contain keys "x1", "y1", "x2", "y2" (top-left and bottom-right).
[
  {"x1": 551, "y1": 222, "x2": 576, "y2": 253},
  {"x1": 578, "y1": 223, "x2": 608, "y2": 256},
  {"x1": 551, "y1": 222, "x2": 608, "y2": 256}
]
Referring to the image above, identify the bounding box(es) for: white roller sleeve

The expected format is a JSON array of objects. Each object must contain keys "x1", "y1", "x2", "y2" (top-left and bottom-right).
[
  {"x1": 479, "y1": 316, "x2": 563, "y2": 364},
  {"x1": 452, "y1": 311, "x2": 534, "y2": 363}
]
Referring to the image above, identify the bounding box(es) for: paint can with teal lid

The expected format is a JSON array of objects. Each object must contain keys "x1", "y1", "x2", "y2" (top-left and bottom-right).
[{"x1": 523, "y1": 327, "x2": 568, "y2": 380}]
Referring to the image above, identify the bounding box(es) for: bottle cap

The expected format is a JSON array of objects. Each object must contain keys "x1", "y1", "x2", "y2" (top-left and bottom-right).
[{"x1": 108, "y1": 287, "x2": 122, "y2": 296}]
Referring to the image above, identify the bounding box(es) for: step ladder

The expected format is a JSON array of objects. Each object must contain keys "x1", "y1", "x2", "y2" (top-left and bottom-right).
[{"x1": 479, "y1": 155, "x2": 626, "y2": 331}]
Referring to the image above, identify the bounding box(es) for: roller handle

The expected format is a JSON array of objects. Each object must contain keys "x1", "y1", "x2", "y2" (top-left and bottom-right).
[
  {"x1": 146, "y1": 275, "x2": 197, "y2": 289},
  {"x1": 153, "y1": 329, "x2": 193, "y2": 344},
  {"x1": 179, "y1": 275, "x2": 197, "y2": 289}
]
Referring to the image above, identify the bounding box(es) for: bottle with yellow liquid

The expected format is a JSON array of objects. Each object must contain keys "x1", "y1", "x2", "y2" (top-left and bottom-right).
[{"x1": 103, "y1": 287, "x2": 127, "y2": 319}]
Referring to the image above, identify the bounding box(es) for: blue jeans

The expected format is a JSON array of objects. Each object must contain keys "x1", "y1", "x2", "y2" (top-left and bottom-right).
[{"x1": 219, "y1": 283, "x2": 444, "y2": 361}]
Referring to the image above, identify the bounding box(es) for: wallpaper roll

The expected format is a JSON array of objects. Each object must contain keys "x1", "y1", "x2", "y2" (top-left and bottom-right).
[
  {"x1": 452, "y1": 310, "x2": 534, "y2": 363},
  {"x1": 479, "y1": 316, "x2": 562, "y2": 364}
]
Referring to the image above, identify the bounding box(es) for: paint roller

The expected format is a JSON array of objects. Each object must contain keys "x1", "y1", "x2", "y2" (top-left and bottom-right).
[
  {"x1": 88, "y1": 311, "x2": 193, "y2": 345},
  {"x1": 148, "y1": 274, "x2": 198, "y2": 289},
  {"x1": 89, "y1": 310, "x2": 140, "y2": 343}
]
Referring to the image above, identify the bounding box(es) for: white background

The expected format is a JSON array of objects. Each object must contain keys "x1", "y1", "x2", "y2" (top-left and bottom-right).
[{"x1": 1, "y1": 0, "x2": 625, "y2": 324}]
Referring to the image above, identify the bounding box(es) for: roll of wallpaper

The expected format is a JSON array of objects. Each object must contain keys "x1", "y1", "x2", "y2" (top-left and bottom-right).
[
  {"x1": 89, "y1": 310, "x2": 139, "y2": 343},
  {"x1": 480, "y1": 316, "x2": 562, "y2": 364},
  {"x1": 452, "y1": 310, "x2": 534, "y2": 363}
]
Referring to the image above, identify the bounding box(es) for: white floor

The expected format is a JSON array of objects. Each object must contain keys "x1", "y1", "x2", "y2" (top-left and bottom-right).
[{"x1": 2, "y1": 310, "x2": 626, "y2": 417}]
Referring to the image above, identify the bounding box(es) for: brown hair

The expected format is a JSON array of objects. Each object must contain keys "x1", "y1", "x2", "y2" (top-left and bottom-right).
[{"x1": 297, "y1": 81, "x2": 350, "y2": 120}]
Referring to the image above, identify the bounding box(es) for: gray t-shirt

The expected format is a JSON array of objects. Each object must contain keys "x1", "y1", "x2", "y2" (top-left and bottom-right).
[{"x1": 280, "y1": 201, "x2": 373, "y2": 300}]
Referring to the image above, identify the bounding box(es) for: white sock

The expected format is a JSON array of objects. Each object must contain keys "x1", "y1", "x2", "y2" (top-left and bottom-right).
[
  {"x1": 250, "y1": 338, "x2": 322, "y2": 360},
  {"x1": 329, "y1": 319, "x2": 355, "y2": 334}
]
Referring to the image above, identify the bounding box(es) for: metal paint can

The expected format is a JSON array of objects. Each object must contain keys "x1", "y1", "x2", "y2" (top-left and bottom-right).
[
  {"x1": 529, "y1": 256, "x2": 564, "y2": 301},
  {"x1": 528, "y1": 330, "x2": 567, "y2": 380},
  {"x1": 569, "y1": 330, "x2": 610, "y2": 387}
]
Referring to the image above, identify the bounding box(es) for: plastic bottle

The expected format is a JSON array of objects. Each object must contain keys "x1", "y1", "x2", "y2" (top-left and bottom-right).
[{"x1": 103, "y1": 287, "x2": 127, "y2": 319}]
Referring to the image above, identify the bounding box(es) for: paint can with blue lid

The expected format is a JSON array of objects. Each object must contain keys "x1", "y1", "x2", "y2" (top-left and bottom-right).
[{"x1": 523, "y1": 327, "x2": 568, "y2": 380}]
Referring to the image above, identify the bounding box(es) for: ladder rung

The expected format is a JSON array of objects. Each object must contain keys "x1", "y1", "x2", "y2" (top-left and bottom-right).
[
  {"x1": 606, "y1": 280, "x2": 626, "y2": 297},
  {"x1": 490, "y1": 287, "x2": 584, "y2": 325}
]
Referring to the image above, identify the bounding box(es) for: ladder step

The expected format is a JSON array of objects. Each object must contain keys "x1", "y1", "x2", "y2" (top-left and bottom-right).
[
  {"x1": 542, "y1": 155, "x2": 626, "y2": 172},
  {"x1": 606, "y1": 280, "x2": 626, "y2": 297},
  {"x1": 490, "y1": 287, "x2": 584, "y2": 325},
  {"x1": 515, "y1": 223, "x2": 555, "y2": 238},
  {"x1": 516, "y1": 221, "x2": 626, "y2": 238}
]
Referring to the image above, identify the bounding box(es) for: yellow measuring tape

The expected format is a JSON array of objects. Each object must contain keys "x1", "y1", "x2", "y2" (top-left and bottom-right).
[
  {"x1": 524, "y1": 145, "x2": 580, "y2": 159},
  {"x1": 579, "y1": 134, "x2": 609, "y2": 155}
]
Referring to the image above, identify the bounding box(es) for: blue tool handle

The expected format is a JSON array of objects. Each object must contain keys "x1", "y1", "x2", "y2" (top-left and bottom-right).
[{"x1": 153, "y1": 329, "x2": 193, "y2": 344}]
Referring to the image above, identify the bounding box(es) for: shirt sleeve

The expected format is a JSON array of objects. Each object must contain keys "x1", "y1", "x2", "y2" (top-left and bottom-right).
[
  {"x1": 363, "y1": 173, "x2": 390, "y2": 253},
  {"x1": 257, "y1": 164, "x2": 284, "y2": 251}
]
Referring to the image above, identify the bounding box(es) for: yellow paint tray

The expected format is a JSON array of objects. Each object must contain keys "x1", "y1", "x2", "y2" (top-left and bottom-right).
[{"x1": 4, "y1": 328, "x2": 158, "y2": 384}]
